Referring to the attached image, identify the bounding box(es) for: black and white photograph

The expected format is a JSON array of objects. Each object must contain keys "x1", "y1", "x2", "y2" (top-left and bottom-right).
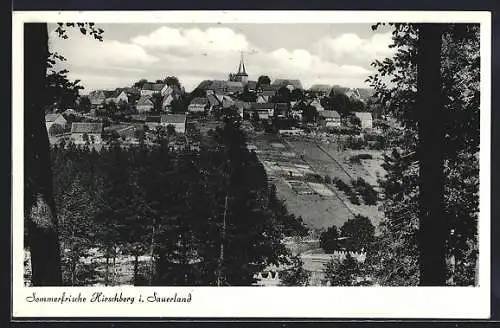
[{"x1": 12, "y1": 10, "x2": 491, "y2": 318}]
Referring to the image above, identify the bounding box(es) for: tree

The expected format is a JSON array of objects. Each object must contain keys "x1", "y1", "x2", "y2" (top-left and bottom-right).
[
  {"x1": 323, "y1": 253, "x2": 359, "y2": 286},
  {"x1": 279, "y1": 255, "x2": 310, "y2": 286},
  {"x1": 77, "y1": 96, "x2": 91, "y2": 113},
  {"x1": 46, "y1": 68, "x2": 83, "y2": 111},
  {"x1": 164, "y1": 76, "x2": 181, "y2": 88},
  {"x1": 48, "y1": 123, "x2": 65, "y2": 136},
  {"x1": 133, "y1": 79, "x2": 148, "y2": 89},
  {"x1": 319, "y1": 226, "x2": 340, "y2": 253},
  {"x1": 290, "y1": 88, "x2": 305, "y2": 102},
  {"x1": 366, "y1": 23, "x2": 479, "y2": 286},
  {"x1": 166, "y1": 124, "x2": 176, "y2": 136},
  {"x1": 302, "y1": 105, "x2": 318, "y2": 123},
  {"x1": 24, "y1": 22, "x2": 103, "y2": 286},
  {"x1": 104, "y1": 101, "x2": 117, "y2": 116},
  {"x1": 273, "y1": 86, "x2": 291, "y2": 104},
  {"x1": 257, "y1": 75, "x2": 271, "y2": 88},
  {"x1": 340, "y1": 215, "x2": 375, "y2": 251}
]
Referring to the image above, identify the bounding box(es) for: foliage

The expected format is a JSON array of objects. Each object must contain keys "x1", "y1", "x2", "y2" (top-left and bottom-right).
[
  {"x1": 279, "y1": 255, "x2": 310, "y2": 286},
  {"x1": 319, "y1": 226, "x2": 340, "y2": 253},
  {"x1": 323, "y1": 254, "x2": 361, "y2": 286},
  {"x1": 332, "y1": 178, "x2": 360, "y2": 205},
  {"x1": 340, "y1": 215, "x2": 375, "y2": 251},
  {"x1": 366, "y1": 23, "x2": 479, "y2": 286},
  {"x1": 349, "y1": 153, "x2": 373, "y2": 164},
  {"x1": 48, "y1": 123, "x2": 65, "y2": 136},
  {"x1": 77, "y1": 96, "x2": 92, "y2": 113},
  {"x1": 257, "y1": 75, "x2": 271, "y2": 87},
  {"x1": 351, "y1": 177, "x2": 378, "y2": 205},
  {"x1": 302, "y1": 105, "x2": 318, "y2": 123}
]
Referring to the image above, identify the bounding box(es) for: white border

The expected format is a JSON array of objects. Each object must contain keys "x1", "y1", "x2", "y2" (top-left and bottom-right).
[{"x1": 11, "y1": 10, "x2": 491, "y2": 319}]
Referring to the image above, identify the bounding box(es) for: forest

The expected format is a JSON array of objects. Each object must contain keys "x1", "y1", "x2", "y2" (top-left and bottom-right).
[{"x1": 44, "y1": 116, "x2": 308, "y2": 286}]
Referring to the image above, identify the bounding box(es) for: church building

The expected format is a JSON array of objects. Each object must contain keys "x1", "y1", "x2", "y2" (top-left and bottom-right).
[{"x1": 228, "y1": 53, "x2": 249, "y2": 85}]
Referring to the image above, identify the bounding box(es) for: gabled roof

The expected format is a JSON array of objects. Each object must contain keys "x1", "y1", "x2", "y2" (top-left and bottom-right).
[
  {"x1": 320, "y1": 110, "x2": 341, "y2": 119},
  {"x1": 250, "y1": 103, "x2": 274, "y2": 110},
  {"x1": 275, "y1": 103, "x2": 289, "y2": 111},
  {"x1": 354, "y1": 112, "x2": 373, "y2": 120},
  {"x1": 247, "y1": 81, "x2": 257, "y2": 90},
  {"x1": 161, "y1": 114, "x2": 187, "y2": 124},
  {"x1": 234, "y1": 100, "x2": 251, "y2": 110},
  {"x1": 146, "y1": 116, "x2": 161, "y2": 123},
  {"x1": 309, "y1": 84, "x2": 332, "y2": 93},
  {"x1": 207, "y1": 94, "x2": 221, "y2": 107},
  {"x1": 103, "y1": 90, "x2": 116, "y2": 99},
  {"x1": 152, "y1": 83, "x2": 166, "y2": 92},
  {"x1": 136, "y1": 95, "x2": 154, "y2": 106},
  {"x1": 190, "y1": 97, "x2": 209, "y2": 106},
  {"x1": 71, "y1": 123, "x2": 103, "y2": 134},
  {"x1": 45, "y1": 113, "x2": 64, "y2": 122}
]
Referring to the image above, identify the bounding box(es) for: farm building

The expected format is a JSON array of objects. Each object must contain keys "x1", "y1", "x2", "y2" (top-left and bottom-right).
[
  {"x1": 160, "y1": 114, "x2": 187, "y2": 134},
  {"x1": 45, "y1": 113, "x2": 67, "y2": 132},
  {"x1": 188, "y1": 97, "x2": 209, "y2": 112},
  {"x1": 70, "y1": 122, "x2": 103, "y2": 144},
  {"x1": 319, "y1": 110, "x2": 341, "y2": 128}
]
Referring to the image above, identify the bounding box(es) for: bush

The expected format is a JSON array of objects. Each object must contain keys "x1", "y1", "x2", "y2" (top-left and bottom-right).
[
  {"x1": 320, "y1": 226, "x2": 340, "y2": 253},
  {"x1": 351, "y1": 177, "x2": 378, "y2": 205},
  {"x1": 349, "y1": 153, "x2": 373, "y2": 164},
  {"x1": 49, "y1": 123, "x2": 65, "y2": 136},
  {"x1": 333, "y1": 177, "x2": 360, "y2": 205}
]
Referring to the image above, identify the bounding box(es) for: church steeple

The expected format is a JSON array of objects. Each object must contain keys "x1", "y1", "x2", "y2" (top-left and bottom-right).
[{"x1": 237, "y1": 52, "x2": 247, "y2": 76}]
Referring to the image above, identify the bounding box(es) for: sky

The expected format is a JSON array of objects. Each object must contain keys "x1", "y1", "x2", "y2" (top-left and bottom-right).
[{"x1": 48, "y1": 23, "x2": 395, "y2": 94}]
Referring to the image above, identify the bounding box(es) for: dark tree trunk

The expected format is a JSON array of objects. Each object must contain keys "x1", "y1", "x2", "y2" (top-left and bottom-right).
[
  {"x1": 416, "y1": 24, "x2": 447, "y2": 286},
  {"x1": 24, "y1": 23, "x2": 62, "y2": 286}
]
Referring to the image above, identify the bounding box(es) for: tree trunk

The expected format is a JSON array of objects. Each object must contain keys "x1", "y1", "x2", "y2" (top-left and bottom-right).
[
  {"x1": 417, "y1": 24, "x2": 447, "y2": 286},
  {"x1": 105, "y1": 254, "x2": 109, "y2": 286},
  {"x1": 24, "y1": 23, "x2": 62, "y2": 286}
]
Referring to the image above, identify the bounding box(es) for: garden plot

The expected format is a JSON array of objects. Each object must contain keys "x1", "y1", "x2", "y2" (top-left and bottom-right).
[
  {"x1": 286, "y1": 180, "x2": 314, "y2": 195},
  {"x1": 270, "y1": 142, "x2": 286, "y2": 149},
  {"x1": 307, "y1": 182, "x2": 335, "y2": 197}
]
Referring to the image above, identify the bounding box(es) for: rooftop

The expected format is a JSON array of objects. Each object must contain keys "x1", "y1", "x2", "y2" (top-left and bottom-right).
[
  {"x1": 161, "y1": 114, "x2": 187, "y2": 124},
  {"x1": 71, "y1": 123, "x2": 104, "y2": 134}
]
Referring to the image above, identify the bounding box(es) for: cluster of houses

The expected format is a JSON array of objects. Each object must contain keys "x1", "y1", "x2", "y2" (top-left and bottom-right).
[
  {"x1": 88, "y1": 80, "x2": 184, "y2": 114},
  {"x1": 45, "y1": 55, "x2": 374, "y2": 147}
]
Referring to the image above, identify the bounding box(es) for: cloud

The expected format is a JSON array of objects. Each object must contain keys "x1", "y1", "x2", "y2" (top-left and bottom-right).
[
  {"x1": 49, "y1": 29, "x2": 159, "y2": 72},
  {"x1": 315, "y1": 32, "x2": 394, "y2": 66},
  {"x1": 49, "y1": 25, "x2": 393, "y2": 92},
  {"x1": 131, "y1": 26, "x2": 251, "y2": 56}
]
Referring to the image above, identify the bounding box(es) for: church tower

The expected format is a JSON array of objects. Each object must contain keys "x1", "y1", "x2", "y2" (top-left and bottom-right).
[{"x1": 229, "y1": 52, "x2": 248, "y2": 85}]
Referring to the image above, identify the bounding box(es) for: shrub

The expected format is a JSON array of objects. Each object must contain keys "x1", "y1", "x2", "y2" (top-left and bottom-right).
[
  {"x1": 49, "y1": 123, "x2": 65, "y2": 136},
  {"x1": 351, "y1": 177, "x2": 378, "y2": 205},
  {"x1": 349, "y1": 153, "x2": 373, "y2": 164}
]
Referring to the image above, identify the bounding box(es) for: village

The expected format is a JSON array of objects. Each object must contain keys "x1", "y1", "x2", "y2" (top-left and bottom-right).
[{"x1": 43, "y1": 54, "x2": 393, "y2": 286}]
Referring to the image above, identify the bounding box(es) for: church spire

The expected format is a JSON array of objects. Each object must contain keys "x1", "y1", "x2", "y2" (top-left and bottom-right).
[{"x1": 238, "y1": 51, "x2": 247, "y2": 75}]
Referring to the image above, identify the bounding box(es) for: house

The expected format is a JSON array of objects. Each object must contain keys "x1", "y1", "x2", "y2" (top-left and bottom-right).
[
  {"x1": 308, "y1": 84, "x2": 332, "y2": 97},
  {"x1": 45, "y1": 113, "x2": 67, "y2": 132},
  {"x1": 320, "y1": 110, "x2": 341, "y2": 128},
  {"x1": 207, "y1": 94, "x2": 222, "y2": 109},
  {"x1": 70, "y1": 123, "x2": 103, "y2": 144},
  {"x1": 354, "y1": 112, "x2": 373, "y2": 129},
  {"x1": 271, "y1": 79, "x2": 303, "y2": 90},
  {"x1": 221, "y1": 95, "x2": 235, "y2": 108},
  {"x1": 160, "y1": 114, "x2": 187, "y2": 134},
  {"x1": 88, "y1": 90, "x2": 107, "y2": 107},
  {"x1": 309, "y1": 98, "x2": 324, "y2": 112},
  {"x1": 256, "y1": 94, "x2": 269, "y2": 103},
  {"x1": 246, "y1": 81, "x2": 257, "y2": 92},
  {"x1": 109, "y1": 89, "x2": 129, "y2": 104},
  {"x1": 145, "y1": 116, "x2": 161, "y2": 130},
  {"x1": 188, "y1": 97, "x2": 209, "y2": 112},
  {"x1": 247, "y1": 103, "x2": 275, "y2": 120},
  {"x1": 136, "y1": 95, "x2": 154, "y2": 113},
  {"x1": 234, "y1": 101, "x2": 251, "y2": 118},
  {"x1": 257, "y1": 85, "x2": 276, "y2": 98},
  {"x1": 141, "y1": 82, "x2": 167, "y2": 96},
  {"x1": 162, "y1": 92, "x2": 182, "y2": 111}
]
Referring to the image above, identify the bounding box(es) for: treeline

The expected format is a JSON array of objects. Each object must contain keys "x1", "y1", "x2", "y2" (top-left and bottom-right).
[{"x1": 50, "y1": 118, "x2": 308, "y2": 286}]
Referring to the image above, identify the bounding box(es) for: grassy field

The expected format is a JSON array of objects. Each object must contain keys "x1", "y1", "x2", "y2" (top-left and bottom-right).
[
  {"x1": 250, "y1": 133, "x2": 386, "y2": 231},
  {"x1": 249, "y1": 132, "x2": 356, "y2": 230}
]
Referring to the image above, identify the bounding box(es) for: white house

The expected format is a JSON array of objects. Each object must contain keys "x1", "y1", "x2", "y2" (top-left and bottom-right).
[
  {"x1": 70, "y1": 123, "x2": 103, "y2": 144},
  {"x1": 45, "y1": 113, "x2": 67, "y2": 132},
  {"x1": 354, "y1": 112, "x2": 373, "y2": 129},
  {"x1": 320, "y1": 110, "x2": 341, "y2": 128},
  {"x1": 136, "y1": 95, "x2": 154, "y2": 113},
  {"x1": 188, "y1": 97, "x2": 209, "y2": 112},
  {"x1": 160, "y1": 114, "x2": 187, "y2": 134}
]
